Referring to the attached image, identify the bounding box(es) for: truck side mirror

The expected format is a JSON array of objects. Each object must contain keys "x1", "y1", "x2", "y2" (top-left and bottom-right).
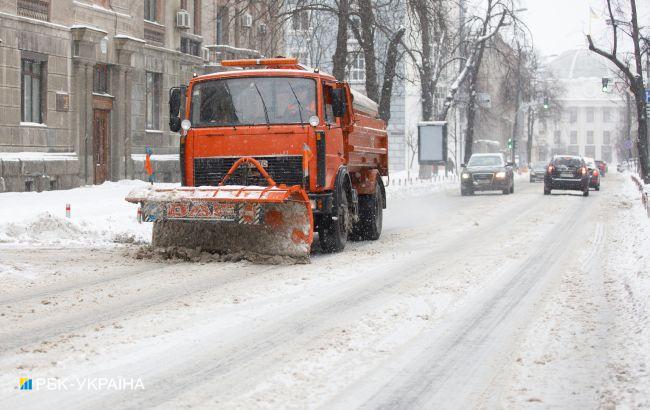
[
  {"x1": 331, "y1": 88, "x2": 346, "y2": 118},
  {"x1": 169, "y1": 87, "x2": 185, "y2": 132}
]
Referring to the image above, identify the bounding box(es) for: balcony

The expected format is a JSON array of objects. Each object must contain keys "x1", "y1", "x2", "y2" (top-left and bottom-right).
[
  {"x1": 144, "y1": 21, "x2": 165, "y2": 46},
  {"x1": 18, "y1": 0, "x2": 50, "y2": 21}
]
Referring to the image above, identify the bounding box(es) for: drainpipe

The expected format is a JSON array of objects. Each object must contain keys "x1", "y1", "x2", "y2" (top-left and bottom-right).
[
  {"x1": 84, "y1": 63, "x2": 89, "y2": 183},
  {"x1": 124, "y1": 68, "x2": 128, "y2": 179}
]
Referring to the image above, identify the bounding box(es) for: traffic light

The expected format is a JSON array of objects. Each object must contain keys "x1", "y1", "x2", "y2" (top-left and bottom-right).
[
  {"x1": 512, "y1": 138, "x2": 517, "y2": 150},
  {"x1": 543, "y1": 97, "x2": 549, "y2": 110},
  {"x1": 507, "y1": 138, "x2": 513, "y2": 149},
  {"x1": 602, "y1": 77, "x2": 609, "y2": 92}
]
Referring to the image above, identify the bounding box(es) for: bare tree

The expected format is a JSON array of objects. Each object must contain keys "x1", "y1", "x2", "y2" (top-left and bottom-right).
[
  {"x1": 587, "y1": 0, "x2": 648, "y2": 180},
  {"x1": 460, "y1": 0, "x2": 509, "y2": 163}
]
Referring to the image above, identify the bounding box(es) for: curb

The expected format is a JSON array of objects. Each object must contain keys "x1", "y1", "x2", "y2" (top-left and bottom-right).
[{"x1": 630, "y1": 174, "x2": 650, "y2": 217}]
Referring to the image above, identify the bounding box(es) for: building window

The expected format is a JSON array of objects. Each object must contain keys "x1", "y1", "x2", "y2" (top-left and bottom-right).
[
  {"x1": 348, "y1": 16, "x2": 360, "y2": 40},
  {"x1": 348, "y1": 52, "x2": 365, "y2": 82},
  {"x1": 570, "y1": 130, "x2": 577, "y2": 145},
  {"x1": 603, "y1": 108, "x2": 612, "y2": 122},
  {"x1": 554, "y1": 130, "x2": 561, "y2": 144},
  {"x1": 93, "y1": 64, "x2": 109, "y2": 94},
  {"x1": 586, "y1": 130, "x2": 594, "y2": 145},
  {"x1": 181, "y1": 37, "x2": 201, "y2": 56},
  {"x1": 585, "y1": 145, "x2": 595, "y2": 158},
  {"x1": 569, "y1": 108, "x2": 577, "y2": 123},
  {"x1": 17, "y1": 0, "x2": 50, "y2": 21},
  {"x1": 145, "y1": 72, "x2": 161, "y2": 130},
  {"x1": 216, "y1": 6, "x2": 228, "y2": 44},
  {"x1": 21, "y1": 59, "x2": 45, "y2": 124},
  {"x1": 586, "y1": 107, "x2": 595, "y2": 123},
  {"x1": 601, "y1": 145, "x2": 612, "y2": 162},
  {"x1": 603, "y1": 130, "x2": 611, "y2": 145},
  {"x1": 193, "y1": 0, "x2": 201, "y2": 35},
  {"x1": 291, "y1": 10, "x2": 309, "y2": 31},
  {"x1": 568, "y1": 145, "x2": 580, "y2": 156},
  {"x1": 144, "y1": 0, "x2": 158, "y2": 22}
]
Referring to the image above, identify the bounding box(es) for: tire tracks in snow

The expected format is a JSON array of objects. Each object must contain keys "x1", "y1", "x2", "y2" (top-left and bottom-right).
[
  {"x1": 330, "y1": 190, "x2": 601, "y2": 409},
  {"x1": 58, "y1": 185, "x2": 563, "y2": 409}
]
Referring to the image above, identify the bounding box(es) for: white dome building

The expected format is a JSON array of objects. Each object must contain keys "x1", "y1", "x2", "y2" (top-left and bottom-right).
[{"x1": 534, "y1": 49, "x2": 630, "y2": 163}]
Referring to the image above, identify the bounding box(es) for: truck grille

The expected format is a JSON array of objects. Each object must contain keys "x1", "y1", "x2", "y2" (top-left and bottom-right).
[{"x1": 193, "y1": 156, "x2": 304, "y2": 187}]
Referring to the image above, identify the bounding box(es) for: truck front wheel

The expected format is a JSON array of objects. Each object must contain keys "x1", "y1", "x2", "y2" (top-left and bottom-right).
[
  {"x1": 319, "y1": 182, "x2": 350, "y2": 253},
  {"x1": 351, "y1": 180, "x2": 383, "y2": 241}
]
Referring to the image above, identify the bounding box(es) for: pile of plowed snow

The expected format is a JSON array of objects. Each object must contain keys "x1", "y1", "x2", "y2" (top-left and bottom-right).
[{"x1": 0, "y1": 181, "x2": 176, "y2": 246}]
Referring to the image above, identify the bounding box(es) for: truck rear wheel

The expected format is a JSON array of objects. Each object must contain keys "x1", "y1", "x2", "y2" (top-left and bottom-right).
[
  {"x1": 351, "y1": 180, "x2": 383, "y2": 241},
  {"x1": 319, "y1": 182, "x2": 350, "y2": 253}
]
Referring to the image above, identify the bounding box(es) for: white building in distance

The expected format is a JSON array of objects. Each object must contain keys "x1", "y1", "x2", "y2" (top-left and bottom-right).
[{"x1": 534, "y1": 49, "x2": 630, "y2": 164}]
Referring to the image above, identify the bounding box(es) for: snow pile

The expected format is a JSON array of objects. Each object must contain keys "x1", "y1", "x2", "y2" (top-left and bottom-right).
[
  {"x1": 0, "y1": 174, "x2": 459, "y2": 248},
  {"x1": 0, "y1": 180, "x2": 172, "y2": 247}
]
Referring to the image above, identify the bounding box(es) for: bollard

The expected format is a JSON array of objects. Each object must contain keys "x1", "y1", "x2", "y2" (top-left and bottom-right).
[{"x1": 65, "y1": 203, "x2": 71, "y2": 218}]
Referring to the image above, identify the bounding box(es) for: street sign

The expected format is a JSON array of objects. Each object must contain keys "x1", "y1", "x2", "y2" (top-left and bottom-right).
[
  {"x1": 646, "y1": 89, "x2": 650, "y2": 104},
  {"x1": 477, "y1": 93, "x2": 492, "y2": 108}
]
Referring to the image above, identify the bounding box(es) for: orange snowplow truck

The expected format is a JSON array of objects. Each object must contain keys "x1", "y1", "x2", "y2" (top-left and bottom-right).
[{"x1": 126, "y1": 58, "x2": 388, "y2": 259}]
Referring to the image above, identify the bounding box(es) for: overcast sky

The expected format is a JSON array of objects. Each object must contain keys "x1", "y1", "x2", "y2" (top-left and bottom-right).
[{"x1": 520, "y1": 0, "x2": 607, "y2": 57}]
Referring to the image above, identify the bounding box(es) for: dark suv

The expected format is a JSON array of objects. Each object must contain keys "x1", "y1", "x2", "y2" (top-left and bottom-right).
[
  {"x1": 544, "y1": 155, "x2": 590, "y2": 196},
  {"x1": 461, "y1": 153, "x2": 515, "y2": 196}
]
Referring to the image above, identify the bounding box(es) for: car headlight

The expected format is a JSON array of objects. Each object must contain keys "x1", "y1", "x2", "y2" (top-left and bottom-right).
[
  {"x1": 495, "y1": 171, "x2": 506, "y2": 179},
  {"x1": 462, "y1": 173, "x2": 470, "y2": 179}
]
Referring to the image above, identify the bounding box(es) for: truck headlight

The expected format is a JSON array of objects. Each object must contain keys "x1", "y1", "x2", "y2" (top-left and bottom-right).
[
  {"x1": 462, "y1": 173, "x2": 470, "y2": 179},
  {"x1": 495, "y1": 171, "x2": 506, "y2": 179}
]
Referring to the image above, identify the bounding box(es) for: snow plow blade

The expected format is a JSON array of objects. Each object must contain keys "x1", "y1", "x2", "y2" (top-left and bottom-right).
[{"x1": 126, "y1": 158, "x2": 313, "y2": 259}]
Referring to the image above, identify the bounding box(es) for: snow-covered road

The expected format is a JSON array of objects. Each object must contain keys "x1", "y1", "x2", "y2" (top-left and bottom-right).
[{"x1": 1, "y1": 173, "x2": 649, "y2": 409}]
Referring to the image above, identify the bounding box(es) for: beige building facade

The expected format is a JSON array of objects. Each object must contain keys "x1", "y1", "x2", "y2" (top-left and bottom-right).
[{"x1": 0, "y1": 0, "x2": 280, "y2": 192}]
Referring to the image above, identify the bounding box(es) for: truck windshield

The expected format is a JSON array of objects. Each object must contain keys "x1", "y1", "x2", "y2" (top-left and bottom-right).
[{"x1": 190, "y1": 77, "x2": 317, "y2": 127}]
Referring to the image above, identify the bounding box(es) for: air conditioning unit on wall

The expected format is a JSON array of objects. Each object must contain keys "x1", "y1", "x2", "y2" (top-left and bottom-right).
[
  {"x1": 242, "y1": 13, "x2": 253, "y2": 28},
  {"x1": 201, "y1": 47, "x2": 210, "y2": 61},
  {"x1": 176, "y1": 10, "x2": 190, "y2": 29}
]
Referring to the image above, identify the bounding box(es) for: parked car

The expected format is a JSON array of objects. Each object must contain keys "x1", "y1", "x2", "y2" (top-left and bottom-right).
[
  {"x1": 461, "y1": 153, "x2": 515, "y2": 196},
  {"x1": 529, "y1": 161, "x2": 547, "y2": 182},
  {"x1": 595, "y1": 160, "x2": 607, "y2": 176},
  {"x1": 544, "y1": 155, "x2": 590, "y2": 196},
  {"x1": 583, "y1": 157, "x2": 601, "y2": 191}
]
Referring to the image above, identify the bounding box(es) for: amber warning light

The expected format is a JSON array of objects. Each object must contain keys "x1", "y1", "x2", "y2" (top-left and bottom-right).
[{"x1": 221, "y1": 58, "x2": 299, "y2": 68}]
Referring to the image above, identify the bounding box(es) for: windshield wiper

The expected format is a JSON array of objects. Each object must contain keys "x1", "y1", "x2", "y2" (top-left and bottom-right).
[
  {"x1": 287, "y1": 81, "x2": 305, "y2": 127},
  {"x1": 221, "y1": 82, "x2": 238, "y2": 129},
  {"x1": 252, "y1": 81, "x2": 270, "y2": 127}
]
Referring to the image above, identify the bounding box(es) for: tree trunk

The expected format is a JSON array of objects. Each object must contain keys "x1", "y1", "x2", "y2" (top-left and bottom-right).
[
  {"x1": 464, "y1": 43, "x2": 486, "y2": 164},
  {"x1": 633, "y1": 79, "x2": 649, "y2": 180},
  {"x1": 526, "y1": 106, "x2": 535, "y2": 164},
  {"x1": 378, "y1": 28, "x2": 406, "y2": 123},
  {"x1": 332, "y1": 0, "x2": 349, "y2": 81},
  {"x1": 357, "y1": 0, "x2": 379, "y2": 102}
]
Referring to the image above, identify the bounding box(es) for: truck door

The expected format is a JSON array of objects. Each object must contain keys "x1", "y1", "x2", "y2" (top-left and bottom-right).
[{"x1": 321, "y1": 82, "x2": 345, "y2": 188}]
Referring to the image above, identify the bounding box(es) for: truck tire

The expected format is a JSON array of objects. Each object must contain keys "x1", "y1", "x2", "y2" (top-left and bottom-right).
[
  {"x1": 319, "y1": 181, "x2": 350, "y2": 253},
  {"x1": 351, "y1": 180, "x2": 383, "y2": 241}
]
